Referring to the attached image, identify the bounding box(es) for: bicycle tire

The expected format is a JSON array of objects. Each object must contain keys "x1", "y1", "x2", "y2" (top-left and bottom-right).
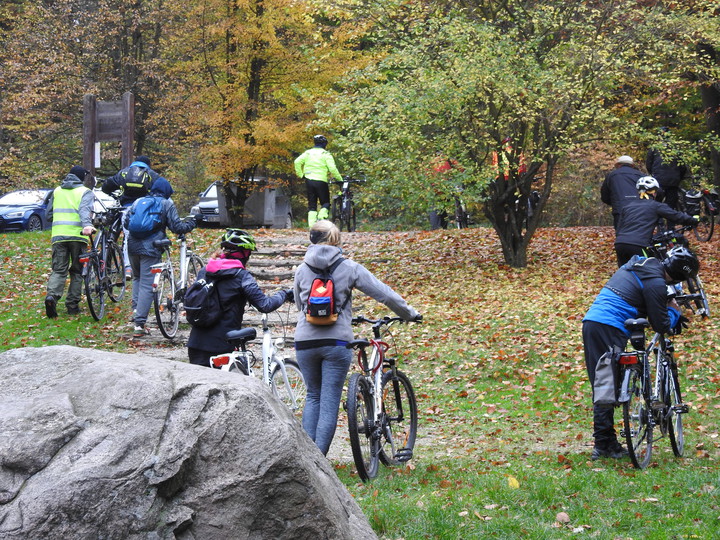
[
  {"x1": 154, "y1": 266, "x2": 179, "y2": 339},
  {"x1": 685, "y1": 275, "x2": 710, "y2": 318},
  {"x1": 454, "y1": 199, "x2": 468, "y2": 229},
  {"x1": 343, "y1": 201, "x2": 357, "y2": 232},
  {"x1": 270, "y1": 359, "x2": 306, "y2": 420},
  {"x1": 693, "y1": 197, "x2": 714, "y2": 242},
  {"x1": 106, "y1": 242, "x2": 126, "y2": 302},
  {"x1": 85, "y1": 258, "x2": 106, "y2": 321},
  {"x1": 347, "y1": 373, "x2": 379, "y2": 482},
  {"x1": 665, "y1": 363, "x2": 685, "y2": 457},
  {"x1": 332, "y1": 197, "x2": 342, "y2": 227},
  {"x1": 622, "y1": 368, "x2": 653, "y2": 469},
  {"x1": 379, "y1": 369, "x2": 418, "y2": 466}
]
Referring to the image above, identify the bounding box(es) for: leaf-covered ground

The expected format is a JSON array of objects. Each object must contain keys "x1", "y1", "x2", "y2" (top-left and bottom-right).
[{"x1": 1, "y1": 225, "x2": 718, "y2": 537}]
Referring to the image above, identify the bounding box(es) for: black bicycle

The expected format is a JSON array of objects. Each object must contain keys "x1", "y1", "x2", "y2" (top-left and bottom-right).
[
  {"x1": 80, "y1": 204, "x2": 127, "y2": 320},
  {"x1": 678, "y1": 185, "x2": 718, "y2": 242},
  {"x1": 331, "y1": 175, "x2": 365, "y2": 232},
  {"x1": 345, "y1": 316, "x2": 419, "y2": 482},
  {"x1": 618, "y1": 318, "x2": 687, "y2": 469},
  {"x1": 645, "y1": 225, "x2": 710, "y2": 318}
]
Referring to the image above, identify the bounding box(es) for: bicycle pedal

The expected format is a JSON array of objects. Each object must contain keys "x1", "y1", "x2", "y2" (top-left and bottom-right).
[
  {"x1": 673, "y1": 403, "x2": 690, "y2": 414},
  {"x1": 395, "y1": 448, "x2": 413, "y2": 463}
]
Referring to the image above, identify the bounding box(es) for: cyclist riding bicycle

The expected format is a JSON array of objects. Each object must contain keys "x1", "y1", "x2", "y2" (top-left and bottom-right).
[
  {"x1": 614, "y1": 176, "x2": 697, "y2": 266},
  {"x1": 581, "y1": 247, "x2": 698, "y2": 460},
  {"x1": 187, "y1": 229, "x2": 292, "y2": 367},
  {"x1": 294, "y1": 135, "x2": 343, "y2": 228}
]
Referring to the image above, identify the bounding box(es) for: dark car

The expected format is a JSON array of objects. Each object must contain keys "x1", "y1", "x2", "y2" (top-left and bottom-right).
[{"x1": 0, "y1": 189, "x2": 53, "y2": 232}]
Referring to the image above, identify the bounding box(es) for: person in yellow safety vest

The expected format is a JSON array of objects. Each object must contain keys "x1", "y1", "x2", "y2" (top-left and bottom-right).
[
  {"x1": 294, "y1": 134, "x2": 343, "y2": 228},
  {"x1": 44, "y1": 165, "x2": 97, "y2": 318}
]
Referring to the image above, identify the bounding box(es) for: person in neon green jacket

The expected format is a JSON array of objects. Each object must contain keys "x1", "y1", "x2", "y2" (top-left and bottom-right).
[
  {"x1": 294, "y1": 135, "x2": 343, "y2": 227},
  {"x1": 45, "y1": 165, "x2": 96, "y2": 318}
]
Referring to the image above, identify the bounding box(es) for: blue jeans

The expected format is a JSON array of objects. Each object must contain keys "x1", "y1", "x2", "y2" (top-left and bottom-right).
[
  {"x1": 296, "y1": 346, "x2": 353, "y2": 455},
  {"x1": 129, "y1": 253, "x2": 161, "y2": 327}
]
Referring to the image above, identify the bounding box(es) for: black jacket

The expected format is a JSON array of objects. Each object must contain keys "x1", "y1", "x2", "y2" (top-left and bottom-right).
[
  {"x1": 187, "y1": 263, "x2": 288, "y2": 354},
  {"x1": 615, "y1": 199, "x2": 696, "y2": 247},
  {"x1": 600, "y1": 165, "x2": 643, "y2": 216},
  {"x1": 645, "y1": 148, "x2": 686, "y2": 188}
]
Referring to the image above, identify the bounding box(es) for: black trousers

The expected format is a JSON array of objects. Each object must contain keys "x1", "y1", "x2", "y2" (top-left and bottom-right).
[
  {"x1": 305, "y1": 179, "x2": 330, "y2": 212},
  {"x1": 614, "y1": 243, "x2": 645, "y2": 267},
  {"x1": 582, "y1": 320, "x2": 628, "y2": 448}
]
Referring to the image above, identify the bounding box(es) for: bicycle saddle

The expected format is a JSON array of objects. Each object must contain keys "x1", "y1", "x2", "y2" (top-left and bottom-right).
[
  {"x1": 346, "y1": 339, "x2": 370, "y2": 350},
  {"x1": 153, "y1": 239, "x2": 172, "y2": 249},
  {"x1": 225, "y1": 327, "x2": 257, "y2": 346},
  {"x1": 624, "y1": 318, "x2": 649, "y2": 331}
]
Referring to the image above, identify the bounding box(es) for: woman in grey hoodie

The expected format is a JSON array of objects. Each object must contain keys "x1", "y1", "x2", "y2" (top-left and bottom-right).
[{"x1": 293, "y1": 220, "x2": 421, "y2": 455}]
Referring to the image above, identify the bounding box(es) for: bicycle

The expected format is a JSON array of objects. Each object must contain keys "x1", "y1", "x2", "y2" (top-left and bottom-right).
[
  {"x1": 617, "y1": 318, "x2": 688, "y2": 469},
  {"x1": 345, "y1": 316, "x2": 420, "y2": 482},
  {"x1": 678, "y1": 185, "x2": 718, "y2": 242},
  {"x1": 150, "y1": 230, "x2": 204, "y2": 339},
  {"x1": 80, "y1": 201, "x2": 127, "y2": 320},
  {"x1": 453, "y1": 186, "x2": 470, "y2": 229},
  {"x1": 209, "y1": 311, "x2": 306, "y2": 418},
  {"x1": 645, "y1": 225, "x2": 710, "y2": 318},
  {"x1": 331, "y1": 175, "x2": 365, "y2": 232}
]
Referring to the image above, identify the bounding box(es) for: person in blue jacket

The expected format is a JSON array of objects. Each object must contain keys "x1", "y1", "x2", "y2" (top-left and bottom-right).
[
  {"x1": 124, "y1": 178, "x2": 195, "y2": 337},
  {"x1": 582, "y1": 247, "x2": 697, "y2": 460}
]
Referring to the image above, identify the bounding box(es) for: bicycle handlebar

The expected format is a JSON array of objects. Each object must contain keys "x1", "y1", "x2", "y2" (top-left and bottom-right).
[
  {"x1": 649, "y1": 224, "x2": 694, "y2": 245},
  {"x1": 351, "y1": 315, "x2": 420, "y2": 327}
]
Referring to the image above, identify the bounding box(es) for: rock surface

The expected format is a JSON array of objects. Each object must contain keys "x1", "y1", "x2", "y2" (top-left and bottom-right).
[{"x1": 0, "y1": 346, "x2": 377, "y2": 540}]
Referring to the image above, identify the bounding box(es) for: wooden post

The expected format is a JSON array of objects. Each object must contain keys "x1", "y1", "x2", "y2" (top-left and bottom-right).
[
  {"x1": 121, "y1": 92, "x2": 134, "y2": 168},
  {"x1": 83, "y1": 95, "x2": 97, "y2": 175}
]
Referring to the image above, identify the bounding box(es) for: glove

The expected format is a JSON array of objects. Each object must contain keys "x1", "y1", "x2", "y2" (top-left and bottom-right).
[
  {"x1": 691, "y1": 215, "x2": 700, "y2": 225},
  {"x1": 672, "y1": 315, "x2": 690, "y2": 335},
  {"x1": 413, "y1": 313, "x2": 423, "y2": 322},
  {"x1": 284, "y1": 289, "x2": 295, "y2": 304}
]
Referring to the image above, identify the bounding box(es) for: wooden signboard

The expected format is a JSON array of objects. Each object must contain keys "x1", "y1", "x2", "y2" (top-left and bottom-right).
[{"x1": 83, "y1": 92, "x2": 134, "y2": 174}]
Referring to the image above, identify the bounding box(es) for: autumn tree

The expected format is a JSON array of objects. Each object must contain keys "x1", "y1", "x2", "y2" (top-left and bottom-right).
[
  {"x1": 159, "y1": 0, "x2": 370, "y2": 224},
  {"x1": 322, "y1": 0, "x2": 720, "y2": 267}
]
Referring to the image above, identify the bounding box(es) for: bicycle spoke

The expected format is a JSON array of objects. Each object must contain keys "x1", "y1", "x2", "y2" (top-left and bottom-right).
[
  {"x1": 379, "y1": 369, "x2": 418, "y2": 466},
  {"x1": 154, "y1": 267, "x2": 178, "y2": 339},
  {"x1": 270, "y1": 360, "x2": 306, "y2": 421},
  {"x1": 622, "y1": 368, "x2": 653, "y2": 469},
  {"x1": 347, "y1": 373, "x2": 379, "y2": 481}
]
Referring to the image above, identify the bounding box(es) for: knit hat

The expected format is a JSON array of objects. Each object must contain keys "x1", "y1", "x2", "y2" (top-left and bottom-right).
[
  {"x1": 69, "y1": 165, "x2": 90, "y2": 180},
  {"x1": 616, "y1": 155, "x2": 634, "y2": 165},
  {"x1": 135, "y1": 155, "x2": 152, "y2": 167}
]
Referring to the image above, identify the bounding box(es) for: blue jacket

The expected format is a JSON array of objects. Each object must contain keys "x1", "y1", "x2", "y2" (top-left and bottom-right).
[
  {"x1": 583, "y1": 256, "x2": 680, "y2": 335},
  {"x1": 123, "y1": 180, "x2": 194, "y2": 258}
]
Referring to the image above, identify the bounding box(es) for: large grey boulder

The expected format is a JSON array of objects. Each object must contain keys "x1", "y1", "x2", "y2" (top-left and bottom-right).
[{"x1": 0, "y1": 346, "x2": 377, "y2": 540}]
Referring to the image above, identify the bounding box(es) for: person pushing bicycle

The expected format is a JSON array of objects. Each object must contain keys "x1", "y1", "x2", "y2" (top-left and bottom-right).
[
  {"x1": 187, "y1": 229, "x2": 293, "y2": 368},
  {"x1": 294, "y1": 135, "x2": 343, "y2": 228},
  {"x1": 581, "y1": 247, "x2": 697, "y2": 460}
]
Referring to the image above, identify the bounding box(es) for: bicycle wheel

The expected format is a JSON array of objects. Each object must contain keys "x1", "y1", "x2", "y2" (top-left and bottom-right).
[
  {"x1": 379, "y1": 369, "x2": 418, "y2": 466},
  {"x1": 347, "y1": 373, "x2": 379, "y2": 481},
  {"x1": 85, "y1": 258, "x2": 106, "y2": 321},
  {"x1": 693, "y1": 197, "x2": 714, "y2": 242},
  {"x1": 622, "y1": 368, "x2": 653, "y2": 469},
  {"x1": 106, "y1": 242, "x2": 126, "y2": 302},
  {"x1": 686, "y1": 276, "x2": 710, "y2": 318},
  {"x1": 270, "y1": 359, "x2": 306, "y2": 420},
  {"x1": 153, "y1": 266, "x2": 179, "y2": 339},
  {"x1": 332, "y1": 197, "x2": 342, "y2": 227},
  {"x1": 665, "y1": 364, "x2": 685, "y2": 457},
  {"x1": 347, "y1": 201, "x2": 357, "y2": 232},
  {"x1": 454, "y1": 199, "x2": 467, "y2": 229}
]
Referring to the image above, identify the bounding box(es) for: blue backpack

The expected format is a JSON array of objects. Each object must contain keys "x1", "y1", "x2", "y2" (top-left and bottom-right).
[{"x1": 128, "y1": 196, "x2": 164, "y2": 238}]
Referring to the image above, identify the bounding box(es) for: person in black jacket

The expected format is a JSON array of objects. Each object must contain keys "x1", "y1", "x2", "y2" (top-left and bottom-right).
[
  {"x1": 600, "y1": 155, "x2": 643, "y2": 229},
  {"x1": 582, "y1": 247, "x2": 697, "y2": 460},
  {"x1": 645, "y1": 129, "x2": 687, "y2": 210},
  {"x1": 614, "y1": 176, "x2": 697, "y2": 266},
  {"x1": 187, "y1": 229, "x2": 292, "y2": 367}
]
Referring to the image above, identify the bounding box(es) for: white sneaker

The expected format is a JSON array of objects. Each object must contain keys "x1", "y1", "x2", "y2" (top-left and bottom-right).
[{"x1": 133, "y1": 325, "x2": 150, "y2": 338}]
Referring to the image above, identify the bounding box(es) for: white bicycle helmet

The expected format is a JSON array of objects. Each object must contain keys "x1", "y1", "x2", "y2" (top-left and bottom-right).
[{"x1": 636, "y1": 176, "x2": 660, "y2": 192}]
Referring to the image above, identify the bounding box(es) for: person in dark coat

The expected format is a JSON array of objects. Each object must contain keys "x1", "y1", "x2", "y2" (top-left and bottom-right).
[
  {"x1": 582, "y1": 247, "x2": 697, "y2": 460},
  {"x1": 186, "y1": 229, "x2": 292, "y2": 367},
  {"x1": 614, "y1": 176, "x2": 697, "y2": 266},
  {"x1": 645, "y1": 129, "x2": 687, "y2": 210},
  {"x1": 123, "y1": 178, "x2": 195, "y2": 337},
  {"x1": 600, "y1": 155, "x2": 643, "y2": 229}
]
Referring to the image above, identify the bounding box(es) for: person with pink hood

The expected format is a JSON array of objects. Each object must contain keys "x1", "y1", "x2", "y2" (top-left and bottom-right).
[{"x1": 186, "y1": 228, "x2": 292, "y2": 367}]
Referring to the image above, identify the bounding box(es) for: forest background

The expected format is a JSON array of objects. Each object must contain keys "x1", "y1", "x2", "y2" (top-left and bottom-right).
[{"x1": 2, "y1": 0, "x2": 720, "y2": 267}]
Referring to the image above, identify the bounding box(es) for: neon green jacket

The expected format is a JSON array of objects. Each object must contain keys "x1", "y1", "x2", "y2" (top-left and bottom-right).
[
  {"x1": 49, "y1": 175, "x2": 93, "y2": 243},
  {"x1": 294, "y1": 147, "x2": 342, "y2": 183}
]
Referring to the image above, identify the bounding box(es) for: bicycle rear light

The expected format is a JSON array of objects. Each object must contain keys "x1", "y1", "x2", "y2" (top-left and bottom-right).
[
  {"x1": 79, "y1": 255, "x2": 90, "y2": 264},
  {"x1": 619, "y1": 353, "x2": 639, "y2": 365},
  {"x1": 211, "y1": 355, "x2": 230, "y2": 367}
]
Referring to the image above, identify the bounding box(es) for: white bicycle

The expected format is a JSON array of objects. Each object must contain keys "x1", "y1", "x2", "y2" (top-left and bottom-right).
[{"x1": 210, "y1": 312, "x2": 306, "y2": 419}]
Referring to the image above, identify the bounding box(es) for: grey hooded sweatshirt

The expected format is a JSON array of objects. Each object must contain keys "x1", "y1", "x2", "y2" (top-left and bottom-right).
[{"x1": 293, "y1": 243, "x2": 419, "y2": 348}]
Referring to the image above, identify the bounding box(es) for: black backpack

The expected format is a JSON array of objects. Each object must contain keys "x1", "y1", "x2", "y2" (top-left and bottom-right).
[
  {"x1": 120, "y1": 165, "x2": 153, "y2": 200},
  {"x1": 185, "y1": 269, "x2": 242, "y2": 328},
  {"x1": 305, "y1": 258, "x2": 348, "y2": 325}
]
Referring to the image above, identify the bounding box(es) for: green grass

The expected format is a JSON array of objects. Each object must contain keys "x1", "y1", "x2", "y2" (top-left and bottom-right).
[{"x1": 2, "y1": 226, "x2": 719, "y2": 539}]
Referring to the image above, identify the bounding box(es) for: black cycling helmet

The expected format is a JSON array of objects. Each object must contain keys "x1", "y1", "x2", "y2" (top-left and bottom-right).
[
  {"x1": 221, "y1": 228, "x2": 256, "y2": 252},
  {"x1": 313, "y1": 134, "x2": 328, "y2": 148},
  {"x1": 662, "y1": 246, "x2": 699, "y2": 282}
]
